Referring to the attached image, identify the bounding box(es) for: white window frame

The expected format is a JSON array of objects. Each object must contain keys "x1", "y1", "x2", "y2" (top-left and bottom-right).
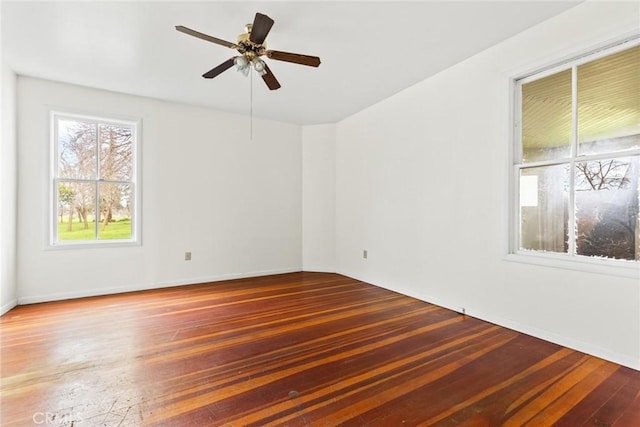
[
  {"x1": 507, "y1": 37, "x2": 640, "y2": 279},
  {"x1": 49, "y1": 110, "x2": 142, "y2": 248}
]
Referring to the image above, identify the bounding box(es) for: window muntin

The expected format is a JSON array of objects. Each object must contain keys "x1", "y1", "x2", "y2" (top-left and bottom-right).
[
  {"x1": 514, "y1": 42, "x2": 640, "y2": 263},
  {"x1": 52, "y1": 112, "x2": 139, "y2": 246}
]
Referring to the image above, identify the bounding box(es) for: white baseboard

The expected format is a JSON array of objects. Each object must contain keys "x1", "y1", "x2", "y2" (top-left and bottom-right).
[
  {"x1": 338, "y1": 270, "x2": 640, "y2": 371},
  {"x1": 17, "y1": 267, "x2": 301, "y2": 305},
  {"x1": 0, "y1": 299, "x2": 17, "y2": 316},
  {"x1": 302, "y1": 267, "x2": 336, "y2": 273},
  {"x1": 468, "y1": 307, "x2": 640, "y2": 371}
]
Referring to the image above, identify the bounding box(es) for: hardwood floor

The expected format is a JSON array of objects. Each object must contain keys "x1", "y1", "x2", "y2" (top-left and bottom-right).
[{"x1": 1, "y1": 272, "x2": 639, "y2": 426}]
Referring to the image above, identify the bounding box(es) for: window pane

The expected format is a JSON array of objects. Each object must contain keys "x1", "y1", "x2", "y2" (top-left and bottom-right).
[
  {"x1": 99, "y1": 124, "x2": 133, "y2": 181},
  {"x1": 578, "y1": 45, "x2": 640, "y2": 156},
  {"x1": 521, "y1": 69, "x2": 572, "y2": 162},
  {"x1": 575, "y1": 156, "x2": 640, "y2": 260},
  {"x1": 98, "y1": 183, "x2": 132, "y2": 240},
  {"x1": 57, "y1": 181, "x2": 96, "y2": 241},
  {"x1": 58, "y1": 120, "x2": 96, "y2": 179},
  {"x1": 520, "y1": 165, "x2": 569, "y2": 253}
]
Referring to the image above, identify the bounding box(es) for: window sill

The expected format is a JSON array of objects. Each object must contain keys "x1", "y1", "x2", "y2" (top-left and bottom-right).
[
  {"x1": 47, "y1": 240, "x2": 140, "y2": 251},
  {"x1": 503, "y1": 252, "x2": 640, "y2": 279}
]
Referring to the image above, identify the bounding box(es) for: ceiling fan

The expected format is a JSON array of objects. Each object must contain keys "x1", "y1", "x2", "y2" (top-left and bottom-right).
[{"x1": 176, "y1": 13, "x2": 321, "y2": 90}]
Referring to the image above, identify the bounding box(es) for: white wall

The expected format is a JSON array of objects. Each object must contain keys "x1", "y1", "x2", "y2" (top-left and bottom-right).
[
  {"x1": 335, "y1": 1, "x2": 640, "y2": 369},
  {"x1": 1, "y1": 64, "x2": 17, "y2": 315},
  {"x1": 302, "y1": 124, "x2": 336, "y2": 272},
  {"x1": 16, "y1": 77, "x2": 302, "y2": 303}
]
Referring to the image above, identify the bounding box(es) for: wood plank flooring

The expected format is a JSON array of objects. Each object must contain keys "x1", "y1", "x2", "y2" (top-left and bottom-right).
[{"x1": 1, "y1": 272, "x2": 639, "y2": 426}]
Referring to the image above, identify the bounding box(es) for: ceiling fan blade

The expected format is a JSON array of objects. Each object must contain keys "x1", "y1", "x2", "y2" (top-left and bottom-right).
[
  {"x1": 176, "y1": 25, "x2": 236, "y2": 49},
  {"x1": 249, "y1": 13, "x2": 274, "y2": 45},
  {"x1": 266, "y1": 50, "x2": 321, "y2": 67},
  {"x1": 261, "y1": 64, "x2": 281, "y2": 90},
  {"x1": 202, "y1": 58, "x2": 235, "y2": 79}
]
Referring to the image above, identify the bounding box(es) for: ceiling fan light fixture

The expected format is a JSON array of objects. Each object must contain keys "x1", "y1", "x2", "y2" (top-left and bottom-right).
[
  {"x1": 234, "y1": 55, "x2": 248, "y2": 69},
  {"x1": 234, "y1": 55, "x2": 251, "y2": 76},
  {"x1": 253, "y1": 58, "x2": 267, "y2": 76}
]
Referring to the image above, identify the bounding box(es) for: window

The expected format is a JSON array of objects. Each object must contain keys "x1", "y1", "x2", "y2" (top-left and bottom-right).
[
  {"x1": 51, "y1": 112, "x2": 140, "y2": 246},
  {"x1": 513, "y1": 41, "x2": 639, "y2": 265}
]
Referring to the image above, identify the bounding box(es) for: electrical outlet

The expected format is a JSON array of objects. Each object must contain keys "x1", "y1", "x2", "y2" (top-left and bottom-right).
[
  {"x1": 363, "y1": 250, "x2": 368, "y2": 259},
  {"x1": 185, "y1": 252, "x2": 192, "y2": 261}
]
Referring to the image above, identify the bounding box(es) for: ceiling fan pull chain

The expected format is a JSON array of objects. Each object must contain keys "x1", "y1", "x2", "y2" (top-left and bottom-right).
[{"x1": 250, "y1": 69, "x2": 253, "y2": 141}]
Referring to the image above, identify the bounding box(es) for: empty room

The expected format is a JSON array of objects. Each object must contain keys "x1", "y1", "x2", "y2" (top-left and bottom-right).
[{"x1": 1, "y1": 1, "x2": 639, "y2": 425}]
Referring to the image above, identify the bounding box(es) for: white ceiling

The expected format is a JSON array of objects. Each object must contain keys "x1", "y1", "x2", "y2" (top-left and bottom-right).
[{"x1": 2, "y1": 1, "x2": 581, "y2": 125}]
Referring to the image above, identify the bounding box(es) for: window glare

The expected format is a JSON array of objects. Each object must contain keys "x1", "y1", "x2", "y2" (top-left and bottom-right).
[{"x1": 575, "y1": 157, "x2": 639, "y2": 261}]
